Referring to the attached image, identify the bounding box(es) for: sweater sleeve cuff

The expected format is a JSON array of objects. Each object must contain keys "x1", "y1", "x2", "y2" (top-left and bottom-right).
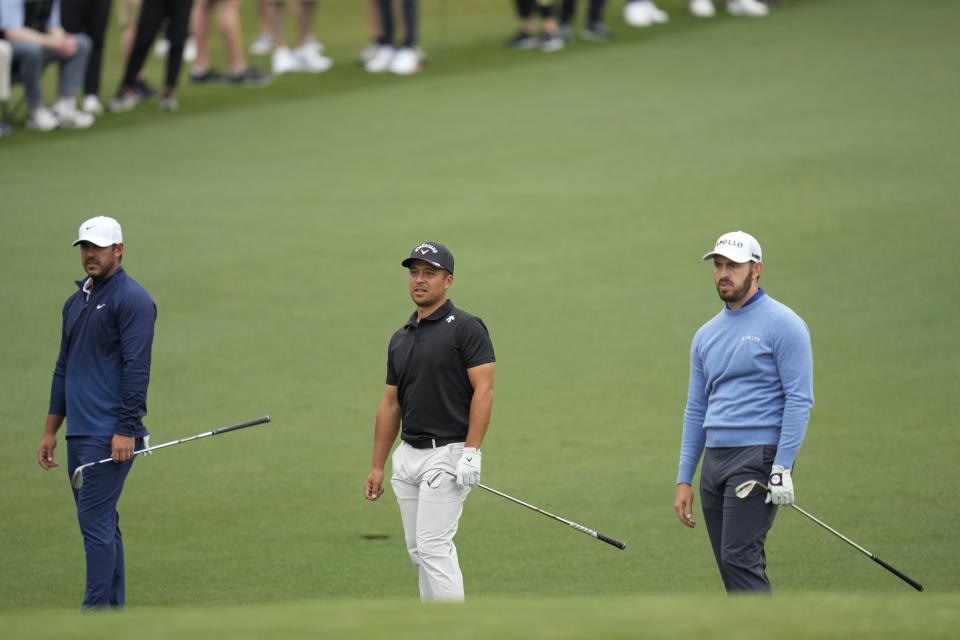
[{"x1": 113, "y1": 422, "x2": 138, "y2": 437}]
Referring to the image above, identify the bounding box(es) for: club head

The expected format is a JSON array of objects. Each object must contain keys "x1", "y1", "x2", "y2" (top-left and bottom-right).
[
  {"x1": 735, "y1": 480, "x2": 764, "y2": 499},
  {"x1": 71, "y1": 467, "x2": 84, "y2": 490}
]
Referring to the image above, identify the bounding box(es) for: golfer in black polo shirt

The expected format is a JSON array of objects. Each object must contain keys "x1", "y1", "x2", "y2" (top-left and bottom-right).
[{"x1": 364, "y1": 241, "x2": 496, "y2": 602}]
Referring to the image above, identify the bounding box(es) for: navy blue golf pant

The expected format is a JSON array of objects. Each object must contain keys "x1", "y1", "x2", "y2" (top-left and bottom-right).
[
  {"x1": 67, "y1": 436, "x2": 139, "y2": 609},
  {"x1": 700, "y1": 445, "x2": 779, "y2": 593}
]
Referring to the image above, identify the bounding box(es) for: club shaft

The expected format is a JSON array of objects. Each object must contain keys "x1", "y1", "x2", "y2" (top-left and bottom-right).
[
  {"x1": 790, "y1": 504, "x2": 873, "y2": 557},
  {"x1": 74, "y1": 416, "x2": 271, "y2": 472},
  {"x1": 445, "y1": 472, "x2": 625, "y2": 549},
  {"x1": 790, "y1": 504, "x2": 924, "y2": 592}
]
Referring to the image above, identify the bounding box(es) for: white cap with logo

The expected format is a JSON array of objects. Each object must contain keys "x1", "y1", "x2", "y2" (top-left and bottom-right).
[
  {"x1": 73, "y1": 216, "x2": 123, "y2": 247},
  {"x1": 702, "y1": 230, "x2": 762, "y2": 263}
]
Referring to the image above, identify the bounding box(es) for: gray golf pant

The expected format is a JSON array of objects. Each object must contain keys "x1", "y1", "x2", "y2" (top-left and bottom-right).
[
  {"x1": 700, "y1": 445, "x2": 779, "y2": 593},
  {"x1": 10, "y1": 34, "x2": 92, "y2": 111},
  {"x1": 391, "y1": 441, "x2": 471, "y2": 602}
]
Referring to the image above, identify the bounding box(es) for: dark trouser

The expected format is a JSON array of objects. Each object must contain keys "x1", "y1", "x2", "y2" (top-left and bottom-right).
[
  {"x1": 560, "y1": 0, "x2": 606, "y2": 25},
  {"x1": 60, "y1": 0, "x2": 112, "y2": 96},
  {"x1": 121, "y1": 0, "x2": 193, "y2": 91},
  {"x1": 700, "y1": 445, "x2": 778, "y2": 593},
  {"x1": 515, "y1": 0, "x2": 555, "y2": 20},
  {"x1": 67, "y1": 436, "x2": 140, "y2": 609},
  {"x1": 377, "y1": 0, "x2": 418, "y2": 48}
]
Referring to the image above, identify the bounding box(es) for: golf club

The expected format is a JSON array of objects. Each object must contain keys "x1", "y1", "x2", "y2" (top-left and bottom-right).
[
  {"x1": 445, "y1": 471, "x2": 626, "y2": 550},
  {"x1": 70, "y1": 415, "x2": 272, "y2": 490},
  {"x1": 734, "y1": 479, "x2": 924, "y2": 592}
]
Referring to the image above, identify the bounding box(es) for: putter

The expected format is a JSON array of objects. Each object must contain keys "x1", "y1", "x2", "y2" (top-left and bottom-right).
[
  {"x1": 445, "y1": 471, "x2": 626, "y2": 550},
  {"x1": 734, "y1": 479, "x2": 924, "y2": 592},
  {"x1": 70, "y1": 416, "x2": 272, "y2": 490}
]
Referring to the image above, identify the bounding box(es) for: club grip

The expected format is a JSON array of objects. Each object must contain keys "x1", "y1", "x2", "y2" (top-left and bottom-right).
[
  {"x1": 212, "y1": 415, "x2": 272, "y2": 436},
  {"x1": 872, "y1": 555, "x2": 924, "y2": 592},
  {"x1": 597, "y1": 532, "x2": 626, "y2": 550}
]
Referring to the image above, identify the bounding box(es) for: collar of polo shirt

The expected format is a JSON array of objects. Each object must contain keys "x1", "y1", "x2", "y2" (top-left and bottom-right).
[{"x1": 405, "y1": 299, "x2": 455, "y2": 328}]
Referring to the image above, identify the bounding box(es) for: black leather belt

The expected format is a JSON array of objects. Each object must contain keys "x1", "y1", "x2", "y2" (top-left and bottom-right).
[{"x1": 402, "y1": 437, "x2": 464, "y2": 449}]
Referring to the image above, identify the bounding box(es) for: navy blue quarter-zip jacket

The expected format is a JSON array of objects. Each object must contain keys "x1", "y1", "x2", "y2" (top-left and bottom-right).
[{"x1": 48, "y1": 266, "x2": 156, "y2": 438}]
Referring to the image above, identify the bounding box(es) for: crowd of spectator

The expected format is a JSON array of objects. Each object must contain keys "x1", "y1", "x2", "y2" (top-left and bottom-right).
[{"x1": 0, "y1": 0, "x2": 776, "y2": 137}]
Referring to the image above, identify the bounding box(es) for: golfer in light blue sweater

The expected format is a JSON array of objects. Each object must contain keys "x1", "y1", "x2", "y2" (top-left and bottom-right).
[{"x1": 673, "y1": 231, "x2": 813, "y2": 592}]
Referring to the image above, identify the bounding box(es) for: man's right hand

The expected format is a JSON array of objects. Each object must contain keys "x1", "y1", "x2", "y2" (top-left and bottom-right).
[
  {"x1": 674, "y1": 483, "x2": 696, "y2": 528},
  {"x1": 364, "y1": 468, "x2": 385, "y2": 501},
  {"x1": 50, "y1": 32, "x2": 77, "y2": 58},
  {"x1": 38, "y1": 434, "x2": 58, "y2": 470}
]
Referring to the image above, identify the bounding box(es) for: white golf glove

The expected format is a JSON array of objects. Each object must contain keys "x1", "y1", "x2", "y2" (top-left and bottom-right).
[
  {"x1": 142, "y1": 435, "x2": 151, "y2": 456},
  {"x1": 765, "y1": 464, "x2": 794, "y2": 505},
  {"x1": 455, "y1": 448, "x2": 481, "y2": 488}
]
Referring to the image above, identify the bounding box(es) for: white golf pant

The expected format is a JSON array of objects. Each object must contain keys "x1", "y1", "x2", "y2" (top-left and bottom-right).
[{"x1": 391, "y1": 441, "x2": 471, "y2": 602}]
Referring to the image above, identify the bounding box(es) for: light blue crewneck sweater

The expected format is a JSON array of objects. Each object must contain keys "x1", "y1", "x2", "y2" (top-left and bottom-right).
[{"x1": 677, "y1": 289, "x2": 814, "y2": 485}]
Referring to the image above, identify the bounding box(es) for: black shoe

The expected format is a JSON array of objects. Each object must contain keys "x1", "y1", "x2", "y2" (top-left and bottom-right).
[
  {"x1": 506, "y1": 30, "x2": 540, "y2": 50},
  {"x1": 189, "y1": 68, "x2": 225, "y2": 84},
  {"x1": 581, "y1": 22, "x2": 613, "y2": 41},
  {"x1": 226, "y1": 66, "x2": 272, "y2": 87},
  {"x1": 132, "y1": 79, "x2": 159, "y2": 99}
]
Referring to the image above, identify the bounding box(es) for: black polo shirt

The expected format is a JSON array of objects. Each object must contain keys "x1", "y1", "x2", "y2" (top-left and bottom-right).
[{"x1": 386, "y1": 299, "x2": 495, "y2": 443}]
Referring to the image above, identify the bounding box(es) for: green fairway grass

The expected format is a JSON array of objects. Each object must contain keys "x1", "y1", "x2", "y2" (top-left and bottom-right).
[
  {"x1": 1, "y1": 0, "x2": 958, "y2": 636},
  {"x1": 1, "y1": 594, "x2": 959, "y2": 640}
]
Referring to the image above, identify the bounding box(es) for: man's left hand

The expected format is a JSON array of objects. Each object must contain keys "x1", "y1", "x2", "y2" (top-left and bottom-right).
[
  {"x1": 455, "y1": 448, "x2": 481, "y2": 487},
  {"x1": 111, "y1": 434, "x2": 135, "y2": 462},
  {"x1": 766, "y1": 465, "x2": 794, "y2": 505}
]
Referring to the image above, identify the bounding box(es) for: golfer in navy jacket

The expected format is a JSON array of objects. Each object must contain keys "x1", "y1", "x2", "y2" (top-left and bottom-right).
[{"x1": 37, "y1": 216, "x2": 156, "y2": 609}]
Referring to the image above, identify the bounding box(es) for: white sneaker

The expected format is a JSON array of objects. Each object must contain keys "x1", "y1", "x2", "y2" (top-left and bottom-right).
[
  {"x1": 52, "y1": 100, "x2": 95, "y2": 129},
  {"x1": 272, "y1": 46, "x2": 301, "y2": 74},
  {"x1": 294, "y1": 45, "x2": 333, "y2": 73},
  {"x1": 364, "y1": 45, "x2": 394, "y2": 73},
  {"x1": 153, "y1": 38, "x2": 170, "y2": 58},
  {"x1": 727, "y1": 0, "x2": 769, "y2": 16},
  {"x1": 182, "y1": 37, "x2": 197, "y2": 63},
  {"x1": 624, "y1": 1, "x2": 669, "y2": 27},
  {"x1": 356, "y1": 42, "x2": 380, "y2": 65},
  {"x1": 303, "y1": 35, "x2": 325, "y2": 54},
  {"x1": 82, "y1": 95, "x2": 104, "y2": 115},
  {"x1": 26, "y1": 106, "x2": 58, "y2": 131},
  {"x1": 249, "y1": 33, "x2": 274, "y2": 56},
  {"x1": 689, "y1": 0, "x2": 716, "y2": 17},
  {"x1": 648, "y1": 1, "x2": 670, "y2": 23},
  {"x1": 388, "y1": 47, "x2": 421, "y2": 75}
]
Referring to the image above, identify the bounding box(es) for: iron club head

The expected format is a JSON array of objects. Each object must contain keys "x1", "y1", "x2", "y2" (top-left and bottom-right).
[
  {"x1": 71, "y1": 466, "x2": 85, "y2": 490},
  {"x1": 735, "y1": 479, "x2": 767, "y2": 499}
]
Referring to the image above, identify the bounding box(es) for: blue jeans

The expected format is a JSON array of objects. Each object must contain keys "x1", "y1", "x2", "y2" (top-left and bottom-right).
[
  {"x1": 9, "y1": 33, "x2": 92, "y2": 111},
  {"x1": 67, "y1": 436, "x2": 139, "y2": 609}
]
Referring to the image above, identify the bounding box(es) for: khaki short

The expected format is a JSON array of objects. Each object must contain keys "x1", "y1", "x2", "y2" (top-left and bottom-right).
[{"x1": 118, "y1": 0, "x2": 142, "y2": 28}]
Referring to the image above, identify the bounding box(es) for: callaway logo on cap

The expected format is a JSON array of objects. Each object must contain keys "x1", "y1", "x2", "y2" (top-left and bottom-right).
[
  {"x1": 401, "y1": 241, "x2": 455, "y2": 274},
  {"x1": 702, "y1": 230, "x2": 763, "y2": 263}
]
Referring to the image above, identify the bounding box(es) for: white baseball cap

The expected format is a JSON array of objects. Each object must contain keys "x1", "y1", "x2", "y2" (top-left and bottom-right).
[
  {"x1": 702, "y1": 230, "x2": 762, "y2": 263},
  {"x1": 73, "y1": 216, "x2": 123, "y2": 247}
]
